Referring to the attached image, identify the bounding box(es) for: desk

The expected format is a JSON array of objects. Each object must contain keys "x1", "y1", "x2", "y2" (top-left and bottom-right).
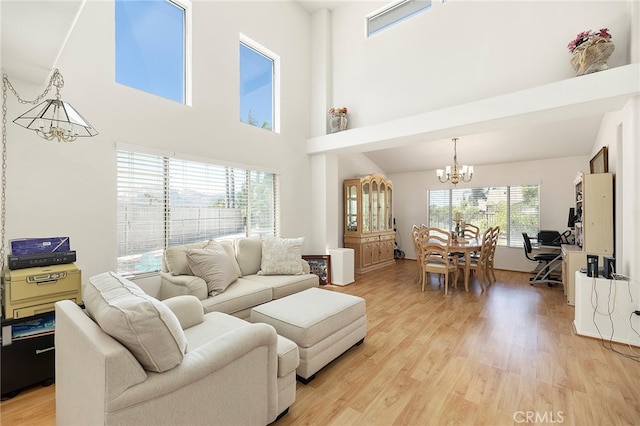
[{"x1": 449, "y1": 238, "x2": 482, "y2": 292}]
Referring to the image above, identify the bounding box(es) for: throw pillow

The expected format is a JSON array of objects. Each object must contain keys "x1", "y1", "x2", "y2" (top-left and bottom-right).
[
  {"x1": 83, "y1": 272, "x2": 187, "y2": 373},
  {"x1": 164, "y1": 241, "x2": 208, "y2": 276},
  {"x1": 259, "y1": 237, "x2": 305, "y2": 275},
  {"x1": 187, "y1": 242, "x2": 240, "y2": 295}
]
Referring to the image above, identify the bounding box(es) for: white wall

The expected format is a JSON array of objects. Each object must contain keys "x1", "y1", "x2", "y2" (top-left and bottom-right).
[
  {"x1": 389, "y1": 156, "x2": 588, "y2": 272},
  {"x1": 322, "y1": 0, "x2": 631, "y2": 136},
  {"x1": 2, "y1": 1, "x2": 313, "y2": 294}
]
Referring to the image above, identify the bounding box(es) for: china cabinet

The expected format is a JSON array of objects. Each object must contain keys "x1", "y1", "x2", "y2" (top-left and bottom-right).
[{"x1": 343, "y1": 173, "x2": 395, "y2": 274}]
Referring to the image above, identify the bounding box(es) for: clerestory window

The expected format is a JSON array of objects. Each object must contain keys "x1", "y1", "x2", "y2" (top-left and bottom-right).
[{"x1": 115, "y1": 0, "x2": 191, "y2": 104}]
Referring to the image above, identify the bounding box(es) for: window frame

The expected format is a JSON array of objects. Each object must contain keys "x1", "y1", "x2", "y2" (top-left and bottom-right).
[
  {"x1": 239, "y1": 33, "x2": 280, "y2": 133},
  {"x1": 116, "y1": 145, "x2": 280, "y2": 278},
  {"x1": 115, "y1": 0, "x2": 192, "y2": 105},
  {"x1": 366, "y1": 0, "x2": 432, "y2": 37},
  {"x1": 427, "y1": 184, "x2": 541, "y2": 247}
]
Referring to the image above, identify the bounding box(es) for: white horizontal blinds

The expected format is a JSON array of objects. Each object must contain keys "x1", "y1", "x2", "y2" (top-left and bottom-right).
[
  {"x1": 116, "y1": 149, "x2": 279, "y2": 276},
  {"x1": 367, "y1": 0, "x2": 431, "y2": 37},
  {"x1": 167, "y1": 158, "x2": 246, "y2": 245},
  {"x1": 509, "y1": 185, "x2": 540, "y2": 247},
  {"x1": 116, "y1": 151, "x2": 167, "y2": 275},
  {"x1": 247, "y1": 171, "x2": 277, "y2": 237},
  {"x1": 427, "y1": 189, "x2": 450, "y2": 230},
  {"x1": 428, "y1": 185, "x2": 539, "y2": 247}
]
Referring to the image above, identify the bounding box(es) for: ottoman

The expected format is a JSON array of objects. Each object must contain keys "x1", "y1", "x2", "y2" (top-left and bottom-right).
[{"x1": 250, "y1": 287, "x2": 367, "y2": 383}]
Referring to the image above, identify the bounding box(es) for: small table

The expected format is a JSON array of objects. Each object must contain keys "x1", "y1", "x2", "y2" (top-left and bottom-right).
[{"x1": 449, "y1": 238, "x2": 482, "y2": 292}]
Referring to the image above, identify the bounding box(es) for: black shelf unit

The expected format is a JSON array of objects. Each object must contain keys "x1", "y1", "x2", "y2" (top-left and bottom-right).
[{"x1": 1, "y1": 311, "x2": 56, "y2": 399}]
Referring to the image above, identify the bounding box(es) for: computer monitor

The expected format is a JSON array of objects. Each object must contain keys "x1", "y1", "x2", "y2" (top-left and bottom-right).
[{"x1": 567, "y1": 207, "x2": 576, "y2": 228}]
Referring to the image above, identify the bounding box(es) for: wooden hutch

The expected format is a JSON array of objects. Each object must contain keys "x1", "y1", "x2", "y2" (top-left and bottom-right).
[{"x1": 343, "y1": 173, "x2": 395, "y2": 274}]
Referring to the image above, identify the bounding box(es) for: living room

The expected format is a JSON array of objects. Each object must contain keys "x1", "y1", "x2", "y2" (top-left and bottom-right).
[{"x1": 1, "y1": 0, "x2": 640, "y2": 424}]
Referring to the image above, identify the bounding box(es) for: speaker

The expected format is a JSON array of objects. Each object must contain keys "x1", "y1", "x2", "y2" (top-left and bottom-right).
[
  {"x1": 587, "y1": 255, "x2": 599, "y2": 278},
  {"x1": 603, "y1": 257, "x2": 615, "y2": 279}
]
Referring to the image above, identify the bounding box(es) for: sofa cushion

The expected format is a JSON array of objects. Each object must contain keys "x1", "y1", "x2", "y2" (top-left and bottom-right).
[
  {"x1": 200, "y1": 278, "x2": 272, "y2": 316},
  {"x1": 164, "y1": 241, "x2": 209, "y2": 276},
  {"x1": 211, "y1": 240, "x2": 243, "y2": 277},
  {"x1": 235, "y1": 238, "x2": 262, "y2": 276},
  {"x1": 83, "y1": 272, "x2": 187, "y2": 373},
  {"x1": 259, "y1": 237, "x2": 305, "y2": 275},
  {"x1": 187, "y1": 243, "x2": 240, "y2": 296},
  {"x1": 243, "y1": 273, "x2": 319, "y2": 299}
]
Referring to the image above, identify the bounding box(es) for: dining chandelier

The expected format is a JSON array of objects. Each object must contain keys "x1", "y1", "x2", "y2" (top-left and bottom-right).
[
  {"x1": 436, "y1": 137, "x2": 474, "y2": 185},
  {"x1": 4, "y1": 69, "x2": 98, "y2": 143}
]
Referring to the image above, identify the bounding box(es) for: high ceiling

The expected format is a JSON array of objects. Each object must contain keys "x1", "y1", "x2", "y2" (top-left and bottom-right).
[{"x1": 2, "y1": 1, "x2": 633, "y2": 175}]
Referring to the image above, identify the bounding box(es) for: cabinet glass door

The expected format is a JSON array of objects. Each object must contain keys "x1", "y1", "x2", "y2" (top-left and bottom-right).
[
  {"x1": 362, "y1": 182, "x2": 370, "y2": 232},
  {"x1": 387, "y1": 187, "x2": 393, "y2": 230},
  {"x1": 379, "y1": 183, "x2": 386, "y2": 230},
  {"x1": 346, "y1": 184, "x2": 358, "y2": 232},
  {"x1": 372, "y1": 181, "x2": 378, "y2": 231}
]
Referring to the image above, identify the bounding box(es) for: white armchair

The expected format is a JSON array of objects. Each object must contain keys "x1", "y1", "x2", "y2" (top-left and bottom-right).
[{"x1": 55, "y1": 272, "x2": 298, "y2": 426}]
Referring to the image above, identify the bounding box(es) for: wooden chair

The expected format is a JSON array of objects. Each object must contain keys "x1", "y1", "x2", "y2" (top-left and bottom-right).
[
  {"x1": 486, "y1": 226, "x2": 500, "y2": 286},
  {"x1": 419, "y1": 232, "x2": 459, "y2": 295},
  {"x1": 461, "y1": 223, "x2": 480, "y2": 239},
  {"x1": 457, "y1": 227, "x2": 493, "y2": 291},
  {"x1": 411, "y1": 225, "x2": 422, "y2": 284}
]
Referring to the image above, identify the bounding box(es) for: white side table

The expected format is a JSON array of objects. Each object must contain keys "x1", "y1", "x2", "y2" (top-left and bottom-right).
[{"x1": 328, "y1": 248, "x2": 355, "y2": 286}]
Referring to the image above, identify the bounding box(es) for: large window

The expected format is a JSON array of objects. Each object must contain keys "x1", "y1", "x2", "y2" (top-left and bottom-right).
[
  {"x1": 117, "y1": 149, "x2": 279, "y2": 276},
  {"x1": 115, "y1": 0, "x2": 190, "y2": 104},
  {"x1": 428, "y1": 185, "x2": 540, "y2": 247},
  {"x1": 240, "y1": 35, "x2": 279, "y2": 132}
]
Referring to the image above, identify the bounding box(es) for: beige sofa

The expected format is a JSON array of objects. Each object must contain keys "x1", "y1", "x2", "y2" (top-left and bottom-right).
[
  {"x1": 55, "y1": 272, "x2": 300, "y2": 425},
  {"x1": 159, "y1": 238, "x2": 319, "y2": 320}
]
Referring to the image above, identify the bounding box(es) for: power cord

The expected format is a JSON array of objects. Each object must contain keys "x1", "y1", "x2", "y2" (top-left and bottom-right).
[{"x1": 591, "y1": 275, "x2": 640, "y2": 362}]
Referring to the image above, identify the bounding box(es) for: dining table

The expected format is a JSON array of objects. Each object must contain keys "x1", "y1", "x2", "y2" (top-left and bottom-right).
[{"x1": 448, "y1": 237, "x2": 482, "y2": 292}]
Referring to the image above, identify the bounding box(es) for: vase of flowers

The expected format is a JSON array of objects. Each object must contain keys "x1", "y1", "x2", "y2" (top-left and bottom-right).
[
  {"x1": 328, "y1": 107, "x2": 348, "y2": 133},
  {"x1": 568, "y1": 28, "x2": 614, "y2": 76}
]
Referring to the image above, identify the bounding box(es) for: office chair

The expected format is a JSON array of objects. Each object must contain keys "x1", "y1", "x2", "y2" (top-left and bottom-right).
[{"x1": 522, "y1": 232, "x2": 563, "y2": 286}]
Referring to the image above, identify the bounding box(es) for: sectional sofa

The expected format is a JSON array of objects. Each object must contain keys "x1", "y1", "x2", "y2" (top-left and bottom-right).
[{"x1": 159, "y1": 237, "x2": 319, "y2": 320}]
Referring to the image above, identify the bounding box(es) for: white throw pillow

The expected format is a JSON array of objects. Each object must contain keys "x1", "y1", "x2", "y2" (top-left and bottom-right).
[
  {"x1": 83, "y1": 272, "x2": 187, "y2": 373},
  {"x1": 187, "y1": 242, "x2": 240, "y2": 295},
  {"x1": 259, "y1": 237, "x2": 305, "y2": 275}
]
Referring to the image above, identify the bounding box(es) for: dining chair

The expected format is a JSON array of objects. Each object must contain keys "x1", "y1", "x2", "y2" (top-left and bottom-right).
[
  {"x1": 486, "y1": 226, "x2": 500, "y2": 286},
  {"x1": 411, "y1": 225, "x2": 422, "y2": 284},
  {"x1": 457, "y1": 227, "x2": 492, "y2": 290},
  {"x1": 419, "y1": 232, "x2": 459, "y2": 295},
  {"x1": 461, "y1": 223, "x2": 480, "y2": 239}
]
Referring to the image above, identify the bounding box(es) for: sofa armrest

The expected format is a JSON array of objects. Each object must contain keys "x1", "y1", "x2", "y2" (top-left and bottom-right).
[
  {"x1": 301, "y1": 259, "x2": 310, "y2": 274},
  {"x1": 108, "y1": 323, "x2": 280, "y2": 423},
  {"x1": 159, "y1": 271, "x2": 208, "y2": 301},
  {"x1": 162, "y1": 295, "x2": 204, "y2": 330}
]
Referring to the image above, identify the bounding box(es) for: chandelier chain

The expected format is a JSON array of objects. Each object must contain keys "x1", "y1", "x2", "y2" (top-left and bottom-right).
[
  {"x1": 2, "y1": 69, "x2": 61, "y2": 105},
  {"x1": 1, "y1": 76, "x2": 8, "y2": 272}
]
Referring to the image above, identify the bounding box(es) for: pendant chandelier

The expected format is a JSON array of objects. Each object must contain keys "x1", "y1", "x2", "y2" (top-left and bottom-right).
[
  {"x1": 436, "y1": 137, "x2": 474, "y2": 185},
  {"x1": 5, "y1": 69, "x2": 97, "y2": 143}
]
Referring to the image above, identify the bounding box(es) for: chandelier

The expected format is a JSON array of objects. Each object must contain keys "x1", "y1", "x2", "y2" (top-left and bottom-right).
[
  {"x1": 436, "y1": 137, "x2": 474, "y2": 185},
  {"x1": 5, "y1": 69, "x2": 98, "y2": 143}
]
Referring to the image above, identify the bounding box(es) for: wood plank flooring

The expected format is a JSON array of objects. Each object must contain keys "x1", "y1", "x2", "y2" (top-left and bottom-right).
[{"x1": 2, "y1": 260, "x2": 640, "y2": 425}]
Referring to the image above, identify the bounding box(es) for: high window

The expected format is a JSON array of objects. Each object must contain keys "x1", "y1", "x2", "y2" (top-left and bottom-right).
[
  {"x1": 116, "y1": 148, "x2": 279, "y2": 276},
  {"x1": 428, "y1": 185, "x2": 540, "y2": 247},
  {"x1": 239, "y1": 34, "x2": 279, "y2": 132},
  {"x1": 115, "y1": 0, "x2": 191, "y2": 104},
  {"x1": 366, "y1": 0, "x2": 431, "y2": 37}
]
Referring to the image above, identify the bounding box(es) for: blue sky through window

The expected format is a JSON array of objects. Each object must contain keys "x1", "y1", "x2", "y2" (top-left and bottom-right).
[
  {"x1": 240, "y1": 42, "x2": 273, "y2": 130},
  {"x1": 115, "y1": 0, "x2": 185, "y2": 103}
]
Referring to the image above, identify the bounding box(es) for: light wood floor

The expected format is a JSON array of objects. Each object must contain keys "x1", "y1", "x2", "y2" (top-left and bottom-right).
[{"x1": 2, "y1": 260, "x2": 640, "y2": 425}]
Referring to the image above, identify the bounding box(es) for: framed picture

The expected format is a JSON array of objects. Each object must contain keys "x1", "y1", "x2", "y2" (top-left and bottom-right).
[
  {"x1": 589, "y1": 146, "x2": 608, "y2": 174},
  {"x1": 302, "y1": 255, "x2": 331, "y2": 285}
]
